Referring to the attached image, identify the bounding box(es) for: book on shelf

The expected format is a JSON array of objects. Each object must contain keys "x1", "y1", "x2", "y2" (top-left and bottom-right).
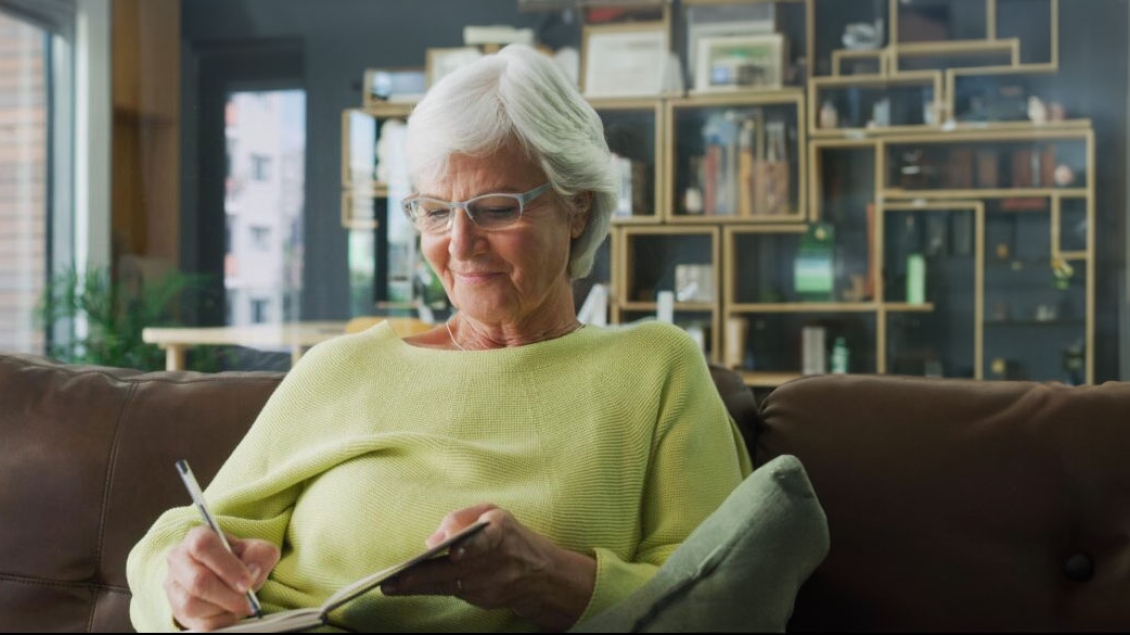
[
  {"x1": 1011, "y1": 149, "x2": 1033, "y2": 188},
  {"x1": 976, "y1": 149, "x2": 999, "y2": 188},
  {"x1": 699, "y1": 108, "x2": 788, "y2": 217},
  {"x1": 199, "y1": 521, "x2": 488, "y2": 633}
]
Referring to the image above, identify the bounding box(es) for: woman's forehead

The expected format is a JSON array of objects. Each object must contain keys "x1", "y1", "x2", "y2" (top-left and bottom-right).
[{"x1": 419, "y1": 150, "x2": 546, "y2": 197}]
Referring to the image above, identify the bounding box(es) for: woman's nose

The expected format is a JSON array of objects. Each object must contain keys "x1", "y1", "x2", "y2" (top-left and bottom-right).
[{"x1": 447, "y1": 207, "x2": 484, "y2": 258}]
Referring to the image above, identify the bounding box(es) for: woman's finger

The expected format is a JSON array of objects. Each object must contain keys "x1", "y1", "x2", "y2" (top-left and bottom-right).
[
  {"x1": 168, "y1": 552, "x2": 258, "y2": 616},
  {"x1": 428, "y1": 503, "x2": 498, "y2": 548},
  {"x1": 166, "y1": 578, "x2": 242, "y2": 630},
  {"x1": 183, "y1": 526, "x2": 258, "y2": 595}
]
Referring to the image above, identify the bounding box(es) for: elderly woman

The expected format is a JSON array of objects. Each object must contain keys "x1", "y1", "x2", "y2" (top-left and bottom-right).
[{"x1": 127, "y1": 44, "x2": 751, "y2": 632}]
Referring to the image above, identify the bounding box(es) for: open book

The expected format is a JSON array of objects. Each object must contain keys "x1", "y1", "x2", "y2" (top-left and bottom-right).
[{"x1": 204, "y1": 520, "x2": 488, "y2": 633}]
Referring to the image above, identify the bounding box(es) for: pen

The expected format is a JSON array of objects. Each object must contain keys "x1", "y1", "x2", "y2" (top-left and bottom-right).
[{"x1": 175, "y1": 460, "x2": 263, "y2": 619}]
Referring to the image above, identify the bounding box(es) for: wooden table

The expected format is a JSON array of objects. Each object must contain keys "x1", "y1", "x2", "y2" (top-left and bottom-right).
[{"x1": 142, "y1": 322, "x2": 349, "y2": 371}]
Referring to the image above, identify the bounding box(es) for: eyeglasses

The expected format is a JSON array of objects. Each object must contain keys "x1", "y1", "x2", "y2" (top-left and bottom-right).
[{"x1": 401, "y1": 182, "x2": 553, "y2": 235}]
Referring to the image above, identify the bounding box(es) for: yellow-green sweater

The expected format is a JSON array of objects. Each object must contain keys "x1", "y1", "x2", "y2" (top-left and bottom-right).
[{"x1": 127, "y1": 320, "x2": 752, "y2": 632}]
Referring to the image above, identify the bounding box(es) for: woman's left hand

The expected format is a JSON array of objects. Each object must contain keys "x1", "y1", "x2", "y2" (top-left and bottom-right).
[{"x1": 381, "y1": 503, "x2": 596, "y2": 632}]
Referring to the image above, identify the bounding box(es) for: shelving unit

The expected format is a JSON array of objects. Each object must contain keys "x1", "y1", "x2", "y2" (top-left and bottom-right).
[{"x1": 339, "y1": 0, "x2": 1095, "y2": 386}]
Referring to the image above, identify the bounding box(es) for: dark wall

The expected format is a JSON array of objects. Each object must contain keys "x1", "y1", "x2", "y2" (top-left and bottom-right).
[{"x1": 179, "y1": 0, "x2": 574, "y2": 323}]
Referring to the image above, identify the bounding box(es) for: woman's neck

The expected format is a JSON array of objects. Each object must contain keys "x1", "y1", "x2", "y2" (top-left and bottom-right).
[{"x1": 447, "y1": 312, "x2": 583, "y2": 350}]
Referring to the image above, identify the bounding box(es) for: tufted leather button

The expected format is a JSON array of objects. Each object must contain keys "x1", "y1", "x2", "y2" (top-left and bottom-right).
[{"x1": 1064, "y1": 553, "x2": 1094, "y2": 582}]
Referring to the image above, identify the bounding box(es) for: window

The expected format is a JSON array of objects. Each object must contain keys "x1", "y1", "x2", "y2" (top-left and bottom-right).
[
  {"x1": 223, "y1": 89, "x2": 305, "y2": 327},
  {"x1": 251, "y1": 154, "x2": 271, "y2": 181},
  {"x1": 250, "y1": 298, "x2": 269, "y2": 324}
]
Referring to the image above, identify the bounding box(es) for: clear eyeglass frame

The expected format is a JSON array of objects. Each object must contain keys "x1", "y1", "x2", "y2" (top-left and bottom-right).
[{"x1": 400, "y1": 182, "x2": 554, "y2": 234}]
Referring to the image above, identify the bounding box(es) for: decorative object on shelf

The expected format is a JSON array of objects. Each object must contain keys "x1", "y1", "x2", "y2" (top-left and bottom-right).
[
  {"x1": 830, "y1": 336, "x2": 849, "y2": 375},
  {"x1": 819, "y1": 100, "x2": 839, "y2": 129},
  {"x1": 463, "y1": 24, "x2": 535, "y2": 47},
  {"x1": 1027, "y1": 96, "x2": 1048, "y2": 124},
  {"x1": 685, "y1": 322, "x2": 707, "y2": 353},
  {"x1": 1051, "y1": 257, "x2": 1075, "y2": 290},
  {"x1": 698, "y1": 109, "x2": 788, "y2": 217},
  {"x1": 425, "y1": 47, "x2": 484, "y2": 88},
  {"x1": 583, "y1": 22, "x2": 673, "y2": 98},
  {"x1": 1062, "y1": 339, "x2": 1085, "y2": 386},
  {"x1": 842, "y1": 20, "x2": 883, "y2": 50},
  {"x1": 1048, "y1": 101, "x2": 1067, "y2": 122},
  {"x1": 724, "y1": 317, "x2": 749, "y2": 370},
  {"x1": 694, "y1": 33, "x2": 786, "y2": 93},
  {"x1": 685, "y1": 2, "x2": 775, "y2": 89},
  {"x1": 577, "y1": 284, "x2": 609, "y2": 326},
  {"x1": 363, "y1": 68, "x2": 426, "y2": 106},
  {"x1": 922, "y1": 91, "x2": 939, "y2": 126},
  {"x1": 373, "y1": 119, "x2": 407, "y2": 185},
  {"x1": 995, "y1": 242, "x2": 1010, "y2": 260},
  {"x1": 906, "y1": 253, "x2": 927, "y2": 305},
  {"x1": 1034, "y1": 304, "x2": 1059, "y2": 322},
  {"x1": 675, "y1": 264, "x2": 714, "y2": 303},
  {"x1": 611, "y1": 153, "x2": 645, "y2": 218},
  {"x1": 898, "y1": 150, "x2": 934, "y2": 189},
  {"x1": 870, "y1": 97, "x2": 891, "y2": 128},
  {"x1": 656, "y1": 290, "x2": 675, "y2": 324},
  {"x1": 842, "y1": 274, "x2": 868, "y2": 303},
  {"x1": 795, "y1": 223, "x2": 835, "y2": 302},
  {"x1": 1054, "y1": 164, "x2": 1076, "y2": 188},
  {"x1": 684, "y1": 155, "x2": 705, "y2": 214},
  {"x1": 802, "y1": 326, "x2": 827, "y2": 376},
  {"x1": 756, "y1": 120, "x2": 790, "y2": 216}
]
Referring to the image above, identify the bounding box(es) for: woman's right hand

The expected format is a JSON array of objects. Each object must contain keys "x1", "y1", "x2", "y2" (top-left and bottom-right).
[{"x1": 164, "y1": 526, "x2": 280, "y2": 631}]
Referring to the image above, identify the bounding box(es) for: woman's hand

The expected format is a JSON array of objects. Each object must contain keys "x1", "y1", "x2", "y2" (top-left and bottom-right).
[
  {"x1": 164, "y1": 526, "x2": 280, "y2": 632},
  {"x1": 381, "y1": 504, "x2": 596, "y2": 632}
]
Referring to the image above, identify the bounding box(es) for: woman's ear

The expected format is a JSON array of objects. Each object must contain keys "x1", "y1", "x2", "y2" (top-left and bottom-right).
[{"x1": 570, "y1": 192, "x2": 592, "y2": 239}]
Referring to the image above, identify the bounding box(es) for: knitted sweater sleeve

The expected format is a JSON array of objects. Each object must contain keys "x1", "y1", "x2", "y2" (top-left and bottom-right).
[
  {"x1": 577, "y1": 330, "x2": 753, "y2": 622},
  {"x1": 125, "y1": 342, "x2": 348, "y2": 632}
]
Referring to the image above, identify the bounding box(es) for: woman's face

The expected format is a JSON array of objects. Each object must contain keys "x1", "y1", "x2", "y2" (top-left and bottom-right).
[{"x1": 416, "y1": 145, "x2": 587, "y2": 328}]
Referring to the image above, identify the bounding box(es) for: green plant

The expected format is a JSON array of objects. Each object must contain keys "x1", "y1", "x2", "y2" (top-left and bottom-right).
[{"x1": 37, "y1": 265, "x2": 213, "y2": 371}]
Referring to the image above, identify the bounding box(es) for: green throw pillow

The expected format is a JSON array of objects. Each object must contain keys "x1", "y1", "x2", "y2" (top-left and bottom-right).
[{"x1": 572, "y1": 455, "x2": 829, "y2": 633}]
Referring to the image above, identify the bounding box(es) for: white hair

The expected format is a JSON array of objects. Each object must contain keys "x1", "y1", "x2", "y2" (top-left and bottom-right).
[{"x1": 405, "y1": 44, "x2": 617, "y2": 280}]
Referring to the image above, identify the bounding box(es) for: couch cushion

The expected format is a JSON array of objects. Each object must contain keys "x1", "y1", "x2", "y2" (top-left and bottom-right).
[
  {"x1": 757, "y1": 375, "x2": 1130, "y2": 631},
  {"x1": 572, "y1": 455, "x2": 829, "y2": 633},
  {"x1": 0, "y1": 354, "x2": 283, "y2": 632}
]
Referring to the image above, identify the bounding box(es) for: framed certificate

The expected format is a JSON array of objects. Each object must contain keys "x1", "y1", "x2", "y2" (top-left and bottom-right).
[{"x1": 582, "y1": 22, "x2": 672, "y2": 99}]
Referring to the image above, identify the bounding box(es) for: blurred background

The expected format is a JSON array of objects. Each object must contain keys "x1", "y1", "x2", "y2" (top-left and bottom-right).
[{"x1": 0, "y1": 0, "x2": 1126, "y2": 388}]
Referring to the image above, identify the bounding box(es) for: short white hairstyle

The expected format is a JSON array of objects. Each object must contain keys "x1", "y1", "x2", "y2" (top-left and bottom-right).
[{"x1": 405, "y1": 44, "x2": 617, "y2": 280}]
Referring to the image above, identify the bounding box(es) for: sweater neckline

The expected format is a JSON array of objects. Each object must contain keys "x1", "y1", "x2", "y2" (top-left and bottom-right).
[{"x1": 379, "y1": 320, "x2": 597, "y2": 358}]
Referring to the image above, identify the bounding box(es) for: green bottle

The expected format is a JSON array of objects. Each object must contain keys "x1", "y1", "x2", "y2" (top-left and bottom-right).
[{"x1": 831, "y1": 336, "x2": 849, "y2": 374}]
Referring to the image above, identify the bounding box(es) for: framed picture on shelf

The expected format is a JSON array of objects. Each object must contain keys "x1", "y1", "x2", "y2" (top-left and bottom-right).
[
  {"x1": 582, "y1": 22, "x2": 673, "y2": 98},
  {"x1": 425, "y1": 47, "x2": 484, "y2": 88},
  {"x1": 694, "y1": 33, "x2": 786, "y2": 93},
  {"x1": 363, "y1": 68, "x2": 427, "y2": 107}
]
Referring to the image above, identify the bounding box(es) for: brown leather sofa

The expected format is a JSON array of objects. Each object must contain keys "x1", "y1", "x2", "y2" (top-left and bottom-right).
[{"x1": 1, "y1": 352, "x2": 1128, "y2": 632}]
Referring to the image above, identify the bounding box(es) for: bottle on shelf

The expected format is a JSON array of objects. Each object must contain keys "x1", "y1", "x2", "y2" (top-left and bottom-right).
[{"x1": 830, "y1": 336, "x2": 849, "y2": 374}]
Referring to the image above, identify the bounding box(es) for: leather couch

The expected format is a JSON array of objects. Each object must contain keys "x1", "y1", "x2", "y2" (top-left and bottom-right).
[{"x1": 1, "y1": 352, "x2": 1127, "y2": 632}]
